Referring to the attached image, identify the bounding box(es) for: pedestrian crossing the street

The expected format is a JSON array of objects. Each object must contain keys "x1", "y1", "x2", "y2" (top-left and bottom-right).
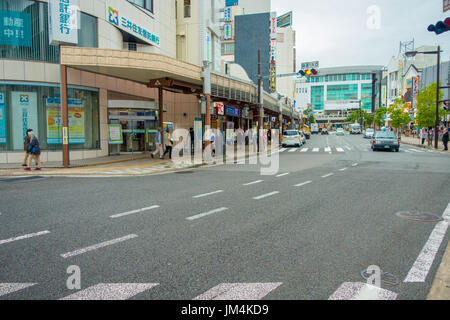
[{"x1": 0, "y1": 281, "x2": 397, "y2": 300}]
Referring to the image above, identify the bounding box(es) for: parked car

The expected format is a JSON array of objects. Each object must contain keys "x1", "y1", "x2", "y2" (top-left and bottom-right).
[
  {"x1": 371, "y1": 131, "x2": 400, "y2": 152},
  {"x1": 336, "y1": 128, "x2": 345, "y2": 136},
  {"x1": 282, "y1": 130, "x2": 302, "y2": 147},
  {"x1": 364, "y1": 128, "x2": 375, "y2": 139},
  {"x1": 321, "y1": 128, "x2": 329, "y2": 135}
]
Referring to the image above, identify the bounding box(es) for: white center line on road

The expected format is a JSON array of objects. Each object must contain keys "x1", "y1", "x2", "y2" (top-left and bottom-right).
[
  {"x1": 193, "y1": 190, "x2": 224, "y2": 199},
  {"x1": 288, "y1": 148, "x2": 298, "y2": 152},
  {"x1": 60, "y1": 234, "x2": 138, "y2": 259},
  {"x1": 0, "y1": 231, "x2": 50, "y2": 246},
  {"x1": 339, "y1": 168, "x2": 348, "y2": 171},
  {"x1": 110, "y1": 205, "x2": 160, "y2": 219},
  {"x1": 186, "y1": 207, "x2": 228, "y2": 221},
  {"x1": 404, "y1": 202, "x2": 450, "y2": 283},
  {"x1": 312, "y1": 148, "x2": 319, "y2": 152},
  {"x1": 294, "y1": 181, "x2": 312, "y2": 187},
  {"x1": 243, "y1": 180, "x2": 263, "y2": 186},
  {"x1": 300, "y1": 148, "x2": 308, "y2": 152},
  {"x1": 253, "y1": 191, "x2": 280, "y2": 200},
  {"x1": 276, "y1": 173, "x2": 290, "y2": 178},
  {"x1": 321, "y1": 173, "x2": 334, "y2": 178}
]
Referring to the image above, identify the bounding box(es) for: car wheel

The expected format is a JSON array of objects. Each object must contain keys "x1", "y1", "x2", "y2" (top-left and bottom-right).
[{"x1": 395, "y1": 148, "x2": 399, "y2": 152}]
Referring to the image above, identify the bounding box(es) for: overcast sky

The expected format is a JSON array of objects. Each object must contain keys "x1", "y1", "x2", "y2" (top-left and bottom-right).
[{"x1": 271, "y1": 0, "x2": 450, "y2": 68}]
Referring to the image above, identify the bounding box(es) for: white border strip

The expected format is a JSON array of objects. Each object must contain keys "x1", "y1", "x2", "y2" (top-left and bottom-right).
[
  {"x1": 294, "y1": 181, "x2": 312, "y2": 187},
  {"x1": 243, "y1": 180, "x2": 263, "y2": 186},
  {"x1": 321, "y1": 173, "x2": 334, "y2": 178},
  {"x1": 60, "y1": 234, "x2": 138, "y2": 259},
  {"x1": 404, "y1": 202, "x2": 450, "y2": 283},
  {"x1": 253, "y1": 191, "x2": 280, "y2": 200},
  {"x1": 193, "y1": 190, "x2": 224, "y2": 199}
]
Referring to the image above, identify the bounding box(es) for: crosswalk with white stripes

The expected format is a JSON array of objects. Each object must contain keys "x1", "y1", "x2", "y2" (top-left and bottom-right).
[
  {"x1": 277, "y1": 145, "x2": 445, "y2": 154},
  {"x1": 0, "y1": 281, "x2": 397, "y2": 300}
]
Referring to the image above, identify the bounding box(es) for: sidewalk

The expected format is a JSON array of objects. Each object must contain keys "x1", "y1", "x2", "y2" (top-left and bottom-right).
[
  {"x1": 428, "y1": 239, "x2": 450, "y2": 300},
  {"x1": 401, "y1": 135, "x2": 447, "y2": 151},
  {"x1": 0, "y1": 145, "x2": 275, "y2": 177}
]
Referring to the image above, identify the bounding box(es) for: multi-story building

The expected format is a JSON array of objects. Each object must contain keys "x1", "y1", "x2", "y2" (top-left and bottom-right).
[
  {"x1": 275, "y1": 12, "x2": 295, "y2": 100},
  {"x1": 295, "y1": 66, "x2": 383, "y2": 124},
  {"x1": 0, "y1": 0, "x2": 201, "y2": 164},
  {"x1": 176, "y1": 0, "x2": 223, "y2": 71},
  {"x1": 220, "y1": 0, "x2": 271, "y2": 63}
]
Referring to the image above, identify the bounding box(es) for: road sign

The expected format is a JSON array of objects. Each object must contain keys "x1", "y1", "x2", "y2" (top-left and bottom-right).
[{"x1": 301, "y1": 61, "x2": 319, "y2": 70}]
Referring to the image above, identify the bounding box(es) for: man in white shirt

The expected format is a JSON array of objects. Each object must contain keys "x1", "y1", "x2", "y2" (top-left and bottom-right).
[{"x1": 151, "y1": 128, "x2": 164, "y2": 159}]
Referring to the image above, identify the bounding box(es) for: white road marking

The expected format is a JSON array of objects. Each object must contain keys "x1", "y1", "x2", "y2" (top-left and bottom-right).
[
  {"x1": 346, "y1": 146, "x2": 352, "y2": 151},
  {"x1": 253, "y1": 191, "x2": 280, "y2": 200},
  {"x1": 193, "y1": 283, "x2": 283, "y2": 300},
  {"x1": 325, "y1": 147, "x2": 331, "y2": 153},
  {"x1": 193, "y1": 190, "x2": 224, "y2": 199},
  {"x1": 404, "y1": 150, "x2": 411, "y2": 153},
  {"x1": 300, "y1": 148, "x2": 308, "y2": 152},
  {"x1": 288, "y1": 148, "x2": 298, "y2": 152},
  {"x1": 186, "y1": 207, "x2": 228, "y2": 221},
  {"x1": 294, "y1": 181, "x2": 312, "y2": 187},
  {"x1": 276, "y1": 173, "x2": 289, "y2": 177},
  {"x1": 336, "y1": 148, "x2": 345, "y2": 153},
  {"x1": 110, "y1": 205, "x2": 160, "y2": 219},
  {"x1": 0, "y1": 231, "x2": 50, "y2": 246},
  {"x1": 0, "y1": 283, "x2": 37, "y2": 297},
  {"x1": 243, "y1": 180, "x2": 263, "y2": 186},
  {"x1": 329, "y1": 282, "x2": 397, "y2": 300},
  {"x1": 321, "y1": 173, "x2": 334, "y2": 178},
  {"x1": 352, "y1": 163, "x2": 359, "y2": 167},
  {"x1": 278, "y1": 148, "x2": 287, "y2": 153},
  {"x1": 312, "y1": 148, "x2": 319, "y2": 152},
  {"x1": 60, "y1": 234, "x2": 138, "y2": 259},
  {"x1": 60, "y1": 283, "x2": 159, "y2": 300},
  {"x1": 339, "y1": 168, "x2": 348, "y2": 171},
  {"x1": 409, "y1": 149, "x2": 425, "y2": 153},
  {"x1": 404, "y1": 202, "x2": 450, "y2": 283}
]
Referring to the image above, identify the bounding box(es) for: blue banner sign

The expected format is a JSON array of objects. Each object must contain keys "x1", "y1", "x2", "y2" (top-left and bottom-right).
[
  {"x1": 226, "y1": 106, "x2": 240, "y2": 117},
  {"x1": 225, "y1": 0, "x2": 239, "y2": 6},
  {"x1": 0, "y1": 93, "x2": 5, "y2": 144},
  {"x1": 0, "y1": 10, "x2": 32, "y2": 47}
]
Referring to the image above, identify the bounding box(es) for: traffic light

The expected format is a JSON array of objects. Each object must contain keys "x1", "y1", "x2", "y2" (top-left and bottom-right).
[
  {"x1": 444, "y1": 101, "x2": 449, "y2": 111},
  {"x1": 298, "y1": 69, "x2": 318, "y2": 77},
  {"x1": 428, "y1": 17, "x2": 450, "y2": 35}
]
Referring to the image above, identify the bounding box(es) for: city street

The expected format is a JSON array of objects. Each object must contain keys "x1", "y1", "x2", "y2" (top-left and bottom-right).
[{"x1": 1, "y1": 134, "x2": 449, "y2": 300}]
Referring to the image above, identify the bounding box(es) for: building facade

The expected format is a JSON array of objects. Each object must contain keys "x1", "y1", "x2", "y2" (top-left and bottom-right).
[
  {"x1": 275, "y1": 18, "x2": 295, "y2": 99},
  {"x1": 0, "y1": 0, "x2": 201, "y2": 164},
  {"x1": 295, "y1": 66, "x2": 383, "y2": 123}
]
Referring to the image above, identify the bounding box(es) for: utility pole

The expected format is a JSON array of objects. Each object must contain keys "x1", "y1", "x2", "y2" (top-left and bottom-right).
[
  {"x1": 434, "y1": 45, "x2": 441, "y2": 149},
  {"x1": 258, "y1": 50, "x2": 264, "y2": 151}
]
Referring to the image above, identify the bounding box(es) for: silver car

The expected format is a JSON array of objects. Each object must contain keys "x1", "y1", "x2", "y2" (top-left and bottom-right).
[
  {"x1": 364, "y1": 128, "x2": 375, "y2": 139},
  {"x1": 282, "y1": 130, "x2": 302, "y2": 147}
]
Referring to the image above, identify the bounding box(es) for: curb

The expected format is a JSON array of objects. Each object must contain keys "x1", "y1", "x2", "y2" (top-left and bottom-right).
[{"x1": 427, "y1": 239, "x2": 450, "y2": 300}]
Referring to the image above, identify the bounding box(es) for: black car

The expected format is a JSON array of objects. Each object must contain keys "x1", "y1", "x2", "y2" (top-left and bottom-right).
[{"x1": 371, "y1": 131, "x2": 400, "y2": 152}]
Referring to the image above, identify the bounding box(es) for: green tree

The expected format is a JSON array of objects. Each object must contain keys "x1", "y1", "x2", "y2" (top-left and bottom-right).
[
  {"x1": 345, "y1": 110, "x2": 373, "y2": 127},
  {"x1": 416, "y1": 83, "x2": 445, "y2": 128},
  {"x1": 374, "y1": 106, "x2": 387, "y2": 128},
  {"x1": 388, "y1": 99, "x2": 411, "y2": 135},
  {"x1": 308, "y1": 114, "x2": 316, "y2": 124},
  {"x1": 345, "y1": 110, "x2": 359, "y2": 123}
]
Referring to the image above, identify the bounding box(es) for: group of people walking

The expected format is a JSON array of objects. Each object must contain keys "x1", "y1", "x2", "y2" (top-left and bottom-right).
[
  {"x1": 151, "y1": 127, "x2": 175, "y2": 159},
  {"x1": 23, "y1": 129, "x2": 41, "y2": 171},
  {"x1": 420, "y1": 127, "x2": 449, "y2": 151}
]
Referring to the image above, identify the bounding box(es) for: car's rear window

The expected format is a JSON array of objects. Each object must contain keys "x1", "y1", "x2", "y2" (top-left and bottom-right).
[
  {"x1": 375, "y1": 132, "x2": 396, "y2": 138},
  {"x1": 283, "y1": 131, "x2": 298, "y2": 136}
]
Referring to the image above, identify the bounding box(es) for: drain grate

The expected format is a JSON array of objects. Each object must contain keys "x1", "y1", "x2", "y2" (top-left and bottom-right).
[
  {"x1": 361, "y1": 270, "x2": 399, "y2": 287},
  {"x1": 396, "y1": 210, "x2": 443, "y2": 222}
]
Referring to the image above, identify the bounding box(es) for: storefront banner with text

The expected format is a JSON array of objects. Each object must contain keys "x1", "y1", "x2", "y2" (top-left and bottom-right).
[{"x1": 46, "y1": 97, "x2": 85, "y2": 144}]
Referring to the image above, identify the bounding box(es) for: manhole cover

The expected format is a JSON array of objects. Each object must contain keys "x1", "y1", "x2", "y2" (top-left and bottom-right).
[
  {"x1": 396, "y1": 210, "x2": 443, "y2": 222},
  {"x1": 361, "y1": 270, "x2": 399, "y2": 287}
]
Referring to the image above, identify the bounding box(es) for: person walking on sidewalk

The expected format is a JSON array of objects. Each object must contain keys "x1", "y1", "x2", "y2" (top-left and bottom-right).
[
  {"x1": 443, "y1": 128, "x2": 449, "y2": 151},
  {"x1": 420, "y1": 128, "x2": 427, "y2": 145},
  {"x1": 427, "y1": 128, "x2": 433, "y2": 147},
  {"x1": 163, "y1": 128, "x2": 174, "y2": 159},
  {"x1": 24, "y1": 130, "x2": 41, "y2": 171},
  {"x1": 22, "y1": 129, "x2": 32, "y2": 167},
  {"x1": 151, "y1": 128, "x2": 164, "y2": 159}
]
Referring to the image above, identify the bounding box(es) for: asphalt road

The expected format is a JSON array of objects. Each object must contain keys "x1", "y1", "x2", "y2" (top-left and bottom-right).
[{"x1": 0, "y1": 133, "x2": 449, "y2": 300}]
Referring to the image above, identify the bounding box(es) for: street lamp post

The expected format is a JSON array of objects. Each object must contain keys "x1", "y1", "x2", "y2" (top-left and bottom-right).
[{"x1": 405, "y1": 46, "x2": 441, "y2": 149}]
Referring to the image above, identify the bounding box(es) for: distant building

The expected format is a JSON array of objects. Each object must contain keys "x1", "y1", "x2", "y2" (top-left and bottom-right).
[{"x1": 295, "y1": 66, "x2": 383, "y2": 124}]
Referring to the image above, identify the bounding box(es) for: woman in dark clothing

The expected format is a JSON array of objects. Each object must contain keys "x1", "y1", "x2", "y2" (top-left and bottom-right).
[
  {"x1": 24, "y1": 130, "x2": 41, "y2": 171},
  {"x1": 443, "y1": 128, "x2": 449, "y2": 151},
  {"x1": 22, "y1": 129, "x2": 32, "y2": 167}
]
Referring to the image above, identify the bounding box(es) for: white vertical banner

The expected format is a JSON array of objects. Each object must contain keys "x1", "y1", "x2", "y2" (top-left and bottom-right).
[
  {"x1": 204, "y1": 31, "x2": 211, "y2": 63},
  {"x1": 48, "y1": 0, "x2": 79, "y2": 46},
  {"x1": 214, "y1": 37, "x2": 221, "y2": 71},
  {"x1": 11, "y1": 92, "x2": 38, "y2": 150},
  {"x1": 270, "y1": 12, "x2": 277, "y2": 40}
]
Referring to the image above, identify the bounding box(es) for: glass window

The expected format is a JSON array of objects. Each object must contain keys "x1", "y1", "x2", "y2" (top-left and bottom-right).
[
  {"x1": 78, "y1": 13, "x2": 98, "y2": 48},
  {"x1": 361, "y1": 83, "x2": 372, "y2": 111},
  {"x1": 324, "y1": 75, "x2": 329, "y2": 82},
  {"x1": 0, "y1": 84, "x2": 99, "y2": 152},
  {"x1": 128, "y1": 0, "x2": 154, "y2": 12},
  {"x1": 311, "y1": 86, "x2": 324, "y2": 110},
  {"x1": 327, "y1": 84, "x2": 358, "y2": 101},
  {"x1": 184, "y1": 0, "x2": 191, "y2": 18}
]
